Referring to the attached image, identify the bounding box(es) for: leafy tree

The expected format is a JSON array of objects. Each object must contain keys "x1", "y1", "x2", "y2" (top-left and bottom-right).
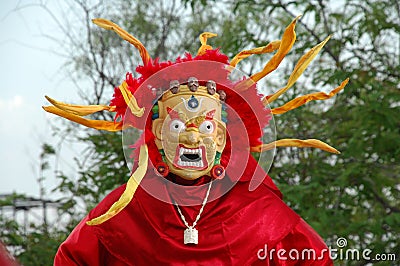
[
  {"x1": 260, "y1": 2, "x2": 400, "y2": 264},
  {"x1": 0, "y1": 214, "x2": 67, "y2": 266},
  {"x1": 0, "y1": 143, "x2": 66, "y2": 265}
]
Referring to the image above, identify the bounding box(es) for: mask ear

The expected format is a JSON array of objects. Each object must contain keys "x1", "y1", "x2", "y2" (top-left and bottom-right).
[
  {"x1": 215, "y1": 124, "x2": 226, "y2": 153},
  {"x1": 152, "y1": 119, "x2": 163, "y2": 149}
]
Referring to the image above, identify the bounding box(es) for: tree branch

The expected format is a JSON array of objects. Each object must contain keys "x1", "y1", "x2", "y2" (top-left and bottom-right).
[
  {"x1": 277, "y1": 0, "x2": 341, "y2": 66},
  {"x1": 371, "y1": 189, "x2": 400, "y2": 214}
]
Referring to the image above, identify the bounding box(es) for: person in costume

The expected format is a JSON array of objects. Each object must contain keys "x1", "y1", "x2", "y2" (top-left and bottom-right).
[{"x1": 44, "y1": 17, "x2": 348, "y2": 265}]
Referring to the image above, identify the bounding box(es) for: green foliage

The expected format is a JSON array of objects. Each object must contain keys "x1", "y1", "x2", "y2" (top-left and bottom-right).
[
  {"x1": 0, "y1": 194, "x2": 67, "y2": 265},
  {"x1": 265, "y1": 1, "x2": 400, "y2": 263}
]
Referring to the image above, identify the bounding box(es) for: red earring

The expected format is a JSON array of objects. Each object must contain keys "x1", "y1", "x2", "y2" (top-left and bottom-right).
[
  {"x1": 211, "y1": 164, "x2": 225, "y2": 180},
  {"x1": 155, "y1": 162, "x2": 169, "y2": 177}
]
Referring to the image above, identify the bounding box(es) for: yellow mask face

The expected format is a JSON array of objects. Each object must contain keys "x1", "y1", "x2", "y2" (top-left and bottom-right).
[{"x1": 152, "y1": 85, "x2": 226, "y2": 180}]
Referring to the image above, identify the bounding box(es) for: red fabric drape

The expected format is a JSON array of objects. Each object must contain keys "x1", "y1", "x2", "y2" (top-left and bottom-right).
[{"x1": 55, "y1": 171, "x2": 332, "y2": 265}]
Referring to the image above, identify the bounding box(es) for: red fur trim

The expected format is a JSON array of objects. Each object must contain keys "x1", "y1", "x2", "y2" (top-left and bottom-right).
[
  {"x1": 194, "y1": 48, "x2": 229, "y2": 64},
  {"x1": 110, "y1": 50, "x2": 230, "y2": 120}
]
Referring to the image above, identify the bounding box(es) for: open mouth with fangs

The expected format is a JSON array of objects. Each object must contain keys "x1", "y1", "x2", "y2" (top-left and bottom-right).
[{"x1": 173, "y1": 144, "x2": 208, "y2": 170}]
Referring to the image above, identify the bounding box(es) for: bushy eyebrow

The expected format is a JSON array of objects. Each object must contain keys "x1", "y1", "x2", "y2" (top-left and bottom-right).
[
  {"x1": 205, "y1": 109, "x2": 216, "y2": 120},
  {"x1": 166, "y1": 107, "x2": 188, "y2": 121}
]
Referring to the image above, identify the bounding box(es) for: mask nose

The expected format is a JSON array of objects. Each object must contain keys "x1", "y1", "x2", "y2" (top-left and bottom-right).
[{"x1": 182, "y1": 129, "x2": 200, "y2": 145}]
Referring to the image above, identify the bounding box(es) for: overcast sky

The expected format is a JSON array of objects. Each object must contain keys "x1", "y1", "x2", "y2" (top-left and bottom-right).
[{"x1": 0, "y1": 1, "x2": 82, "y2": 199}]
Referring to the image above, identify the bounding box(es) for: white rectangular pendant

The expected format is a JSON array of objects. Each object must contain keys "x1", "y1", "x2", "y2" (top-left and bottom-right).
[{"x1": 184, "y1": 227, "x2": 198, "y2": 245}]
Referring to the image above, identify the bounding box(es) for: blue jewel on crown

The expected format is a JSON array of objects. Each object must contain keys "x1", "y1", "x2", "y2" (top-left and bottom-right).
[{"x1": 188, "y1": 95, "x2": 199, "y2": 109}]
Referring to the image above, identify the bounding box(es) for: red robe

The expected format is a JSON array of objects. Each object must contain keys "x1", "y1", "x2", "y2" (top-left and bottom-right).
[{"x1": 54, "y1": 163, "x2": 333, "y2": 265}]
